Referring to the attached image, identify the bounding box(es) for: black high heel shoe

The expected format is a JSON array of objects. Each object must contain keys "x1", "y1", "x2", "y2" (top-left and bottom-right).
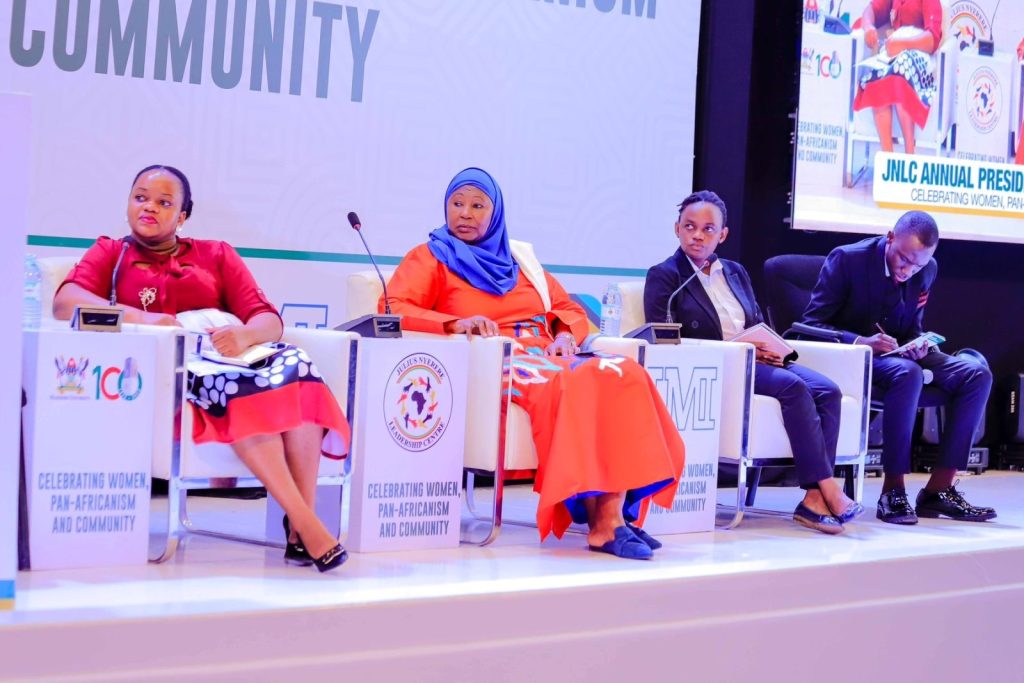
[
  {"x1": 282, "y1": 516, "x2": 313, "y2": 566},
  {"x1": 313, "y1": 544, "x2": 348, "y2": 573}
]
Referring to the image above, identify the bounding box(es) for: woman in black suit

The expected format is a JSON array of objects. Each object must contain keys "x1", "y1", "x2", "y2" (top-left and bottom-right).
[{"x1": 644, "y1": 191, "x2": 862, "y2": 534}]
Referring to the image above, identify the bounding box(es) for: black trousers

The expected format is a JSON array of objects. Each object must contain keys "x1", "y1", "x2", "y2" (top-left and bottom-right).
[
  {"x1": 755, "y1": 363, "x2": 842, "y2": 488},
  {"x1": 871, "y1": 351, "x2": 991, "y2": 475}
]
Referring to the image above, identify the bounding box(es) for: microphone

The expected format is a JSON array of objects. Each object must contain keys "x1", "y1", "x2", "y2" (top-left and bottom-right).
[
  {"x1": 109, "y1": 236, "x2": 133, "y2": 305},
  {"x1": 334, "y1": 212, "x2": 402, "y2": 338},
  {"x1": 348, "y1": 212, "x2": 392, "y2": 315},
  {"x1": 665, "y1": 254, "x2": 718, "y2": 323},
  {"x1": 978, "y1": 0, "x2": 999, "y2": 55}
]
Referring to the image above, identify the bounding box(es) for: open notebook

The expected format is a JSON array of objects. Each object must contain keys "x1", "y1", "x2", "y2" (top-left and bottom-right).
[
  {"x1": 728, "y1": 323, "x2": 798, "y2": 363},
  {"x1": 176, "y1": 309, "x2": 278, "y2": 368}
]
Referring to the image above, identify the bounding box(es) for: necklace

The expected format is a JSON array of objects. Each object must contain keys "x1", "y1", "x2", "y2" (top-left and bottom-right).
[{"x1": 144, "y1": 239, "x2": 179, "y2": 255}]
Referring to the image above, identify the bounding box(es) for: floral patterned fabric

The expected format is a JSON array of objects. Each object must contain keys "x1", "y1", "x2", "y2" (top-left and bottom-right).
[
  {"x1": 855, "y1": 49, "x2": 936, "y2": 129},
  {"x1": 186, "y1": 344, "x2": 349, "y2": 457}
]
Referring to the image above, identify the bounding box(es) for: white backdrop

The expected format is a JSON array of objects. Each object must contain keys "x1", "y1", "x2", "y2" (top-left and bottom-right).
[{"x1": 1, "y1": 0, "x2": 701, "y2": 326}]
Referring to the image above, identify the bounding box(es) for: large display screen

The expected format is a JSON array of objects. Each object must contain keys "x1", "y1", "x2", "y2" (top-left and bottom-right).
[{"x1": 794, "y1": 0, "x2": 1024, "y2": 244}]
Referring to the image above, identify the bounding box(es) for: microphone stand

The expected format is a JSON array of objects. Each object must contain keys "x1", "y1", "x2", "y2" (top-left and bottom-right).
[{"x1": 334, "y1": 213, "x2": 402, "y2": 338}]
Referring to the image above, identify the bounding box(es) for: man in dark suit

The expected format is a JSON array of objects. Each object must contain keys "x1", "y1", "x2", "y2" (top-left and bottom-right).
[
  {"x1": 802, "y1": 211, "x2": 995, "y2": 524},
  {"x1": 645, "y1": 191, "x2": 862, "y2": 534}
]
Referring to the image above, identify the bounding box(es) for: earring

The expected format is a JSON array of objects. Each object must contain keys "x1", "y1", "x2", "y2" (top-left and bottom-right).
[{"x1": 175, "y1": 226, "x2": 183, "y2": 234}]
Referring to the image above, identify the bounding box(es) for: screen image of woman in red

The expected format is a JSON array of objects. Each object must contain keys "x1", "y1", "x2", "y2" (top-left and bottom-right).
[{"x1": 854, "y1": 0, "x2": 943, "y2": 155}]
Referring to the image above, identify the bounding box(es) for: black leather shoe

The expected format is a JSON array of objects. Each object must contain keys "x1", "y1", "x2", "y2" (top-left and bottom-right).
[
  {"x1": 314, "y1": 544, "x2": 348, "y2": 573},
  {"x1": 876, "y1": 489, "x2": 918, "y2": 525},
  {"x1": 916, "y1": 485, "x2": 997, "y2": 522},
  {"x1": 283, "y1": 516, "x2": 313, "y2": 566}
]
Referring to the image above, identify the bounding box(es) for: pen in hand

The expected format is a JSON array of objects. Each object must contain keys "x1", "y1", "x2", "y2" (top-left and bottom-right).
[{"x1": 873, "y1": 322, "x2": 898, "y2": 355}]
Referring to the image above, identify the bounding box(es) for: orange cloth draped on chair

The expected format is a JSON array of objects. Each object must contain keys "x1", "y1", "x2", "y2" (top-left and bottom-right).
[{"x1": 382, "y1": 244, "x2": 684, "y2": 540}]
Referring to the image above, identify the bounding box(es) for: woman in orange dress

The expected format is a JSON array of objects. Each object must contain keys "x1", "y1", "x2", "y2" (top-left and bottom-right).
[{"x1": 382, "y1": 168, "x2": 684, "y2": 560}]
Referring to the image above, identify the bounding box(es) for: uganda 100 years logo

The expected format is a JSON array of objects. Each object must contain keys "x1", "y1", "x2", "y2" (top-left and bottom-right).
[{"x1": 383, "y1": 354, "x2": 452, "y2": 452}]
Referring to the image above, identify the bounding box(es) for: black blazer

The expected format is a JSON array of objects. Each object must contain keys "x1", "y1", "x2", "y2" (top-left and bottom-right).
[
  {"x1": 644, "y1": 248, "x2": 763, "y2": 340},
  {"x1": 802, "y1": 235, "x2": 937, "y2": 345}
]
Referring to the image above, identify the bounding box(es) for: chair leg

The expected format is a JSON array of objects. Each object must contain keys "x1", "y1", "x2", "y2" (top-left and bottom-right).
[
  {"x1": 841, "y1": 465, "x2": 856, "y2": 499},
  {"x1": 461, "y1": 470, "x2": 503, "y2": 546},
  {"x1": 745, "y1": 466, "x2": 762, "y2": 507},
  {"x1": 716, "y1": 459, "x2": 747, "y2": 529},
  {"x1": 150, "y1": 476, "x2": 184, "y2": 563}
]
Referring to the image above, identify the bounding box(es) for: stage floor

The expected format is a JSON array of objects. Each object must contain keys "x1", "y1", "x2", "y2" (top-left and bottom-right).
[{"x1": 4, "y1": 472, "x2": 1024, "y2": 681}]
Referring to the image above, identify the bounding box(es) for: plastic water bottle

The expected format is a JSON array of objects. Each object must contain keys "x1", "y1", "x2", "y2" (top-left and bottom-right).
[
  {"x1": 23, "y1": 253, "x2": 42, "y2": 330},
  {"x1": 599, "y1": 283, "x2": 622, "y2": 337}
]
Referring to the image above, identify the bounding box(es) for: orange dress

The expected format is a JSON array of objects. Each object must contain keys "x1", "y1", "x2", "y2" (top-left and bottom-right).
[{"x1": 383, "y1": 244, "x2": 685, "y2": 540}]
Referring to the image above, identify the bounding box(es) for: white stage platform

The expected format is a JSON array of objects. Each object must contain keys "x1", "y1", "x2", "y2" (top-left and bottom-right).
[{"x1": 3, "y1": 472, "x2": 1024, "y2": 682}]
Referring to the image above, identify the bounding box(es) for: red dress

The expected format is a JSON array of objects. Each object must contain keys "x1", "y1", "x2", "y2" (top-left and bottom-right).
[
  {"x1": 383, "y1": 244, "x2": 685, "y2": 540},
  {"x1": 60, "y1": 236, "x2": 350, "y2": 448},
  {"x1": 853, "y1": 0, "x2": 942, "y2": 128}
]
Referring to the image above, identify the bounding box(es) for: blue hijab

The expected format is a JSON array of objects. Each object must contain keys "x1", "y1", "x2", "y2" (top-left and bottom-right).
[{"x1": 427, "y1": 167, "x2": 519, "y2": 296}]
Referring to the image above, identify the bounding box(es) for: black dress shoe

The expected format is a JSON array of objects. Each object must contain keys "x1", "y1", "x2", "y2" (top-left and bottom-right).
[
  {"x1": 876, "y1": 489, "x2": 918, "y2": 525},
  {"x1": 282, "y1": 516, "x2": 313, "y2": 566},
  {"x1": 916, "y1": 485, "x2": 997, "y2": 522},
  {"x1": 314, "y1": 544, "x2": 349, "y2": 573}
]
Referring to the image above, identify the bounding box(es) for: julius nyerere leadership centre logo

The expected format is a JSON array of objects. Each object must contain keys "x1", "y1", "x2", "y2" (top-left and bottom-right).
[{"x1": 384, "y1": 354, "x2": 452, "y2": 452}]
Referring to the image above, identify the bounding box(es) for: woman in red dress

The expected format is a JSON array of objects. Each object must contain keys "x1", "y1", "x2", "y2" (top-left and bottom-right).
[
  {"x1": 53, "y1": 165, "x2": 348, "y2": 572},
  {"x1": 855, "y1": 0, "x2": 943, "y2": 154},
  {"x1": 382, "y1": 168, "x2": 685, "y2": 560}
]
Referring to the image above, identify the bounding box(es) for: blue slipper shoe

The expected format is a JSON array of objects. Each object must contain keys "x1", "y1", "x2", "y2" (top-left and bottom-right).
[
  {"x1": 625, "y1": 522, "x2": 663, "y2": 550},
  {"x1": 589, "y1": 526, "x2": 653, "y2": 560},
  {"x1": 793, "y1": 503, "x2": 844, "y2": 535},
  {"x1": 835, "y1": 502, "x2": 865, "y2": 524}
]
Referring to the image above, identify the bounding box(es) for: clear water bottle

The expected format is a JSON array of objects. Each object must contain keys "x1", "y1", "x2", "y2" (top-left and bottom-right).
[
  {"x1": 23, "y1": 253, "x2": 42, "y2": 330},
  {"x1": 599, "y1": 283, "x2": 622, "y2": 337}
]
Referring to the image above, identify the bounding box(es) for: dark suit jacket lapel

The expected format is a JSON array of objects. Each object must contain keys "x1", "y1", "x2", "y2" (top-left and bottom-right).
[
  {"x1": 673, "y1": 250, "x2": 721, "y2": 337},
  {"x1": 723, "y1": 263, "x2": 757, "y2": 328},
  {"x1": 867, "y1": 236, "x2": 889, "y2": 326}
]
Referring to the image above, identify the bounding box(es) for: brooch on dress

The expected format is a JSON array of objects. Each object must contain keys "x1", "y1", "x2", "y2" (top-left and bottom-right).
[{"x1": 139, "y1": 287, "x2": 157, "y2": 312}]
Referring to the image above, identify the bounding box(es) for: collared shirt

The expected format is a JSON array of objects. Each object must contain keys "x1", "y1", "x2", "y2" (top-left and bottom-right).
[
  {"x1": 688, "y1": 257, "x2": 746, "y2": 339},
  {"x1": 878, "y1": 240, "x2": 915, "y2": 336}
]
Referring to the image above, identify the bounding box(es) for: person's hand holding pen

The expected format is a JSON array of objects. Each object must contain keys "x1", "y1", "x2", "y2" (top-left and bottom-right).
[{"x1": 857, "y1": 323, "x2": 899, "y2": 356}]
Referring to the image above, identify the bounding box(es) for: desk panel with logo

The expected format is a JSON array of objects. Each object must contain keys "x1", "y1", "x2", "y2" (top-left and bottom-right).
[
  {"x1": 22, "y1": 329, "x2": 156, "y2": 569},
  {"x1": 348, "y1": 338, "x2": 468, "y2": 552},
  {"x1": 641, "y1": 344, "x2": 724, "y2": 535}
]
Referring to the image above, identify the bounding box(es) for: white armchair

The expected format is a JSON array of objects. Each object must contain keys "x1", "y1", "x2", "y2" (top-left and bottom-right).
[
  {"x1": 618, "y1": 280, "x2": 870, "y2": 528},
  {"x1": 347, "y1": 268, "x2": 645, "y2": 544},
  {"x1": 845, "y1": 2, "x2": 957, "y2": 186},
  {"x1": 38, "y1": 256, "x2": 357, "y2": 561}
]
